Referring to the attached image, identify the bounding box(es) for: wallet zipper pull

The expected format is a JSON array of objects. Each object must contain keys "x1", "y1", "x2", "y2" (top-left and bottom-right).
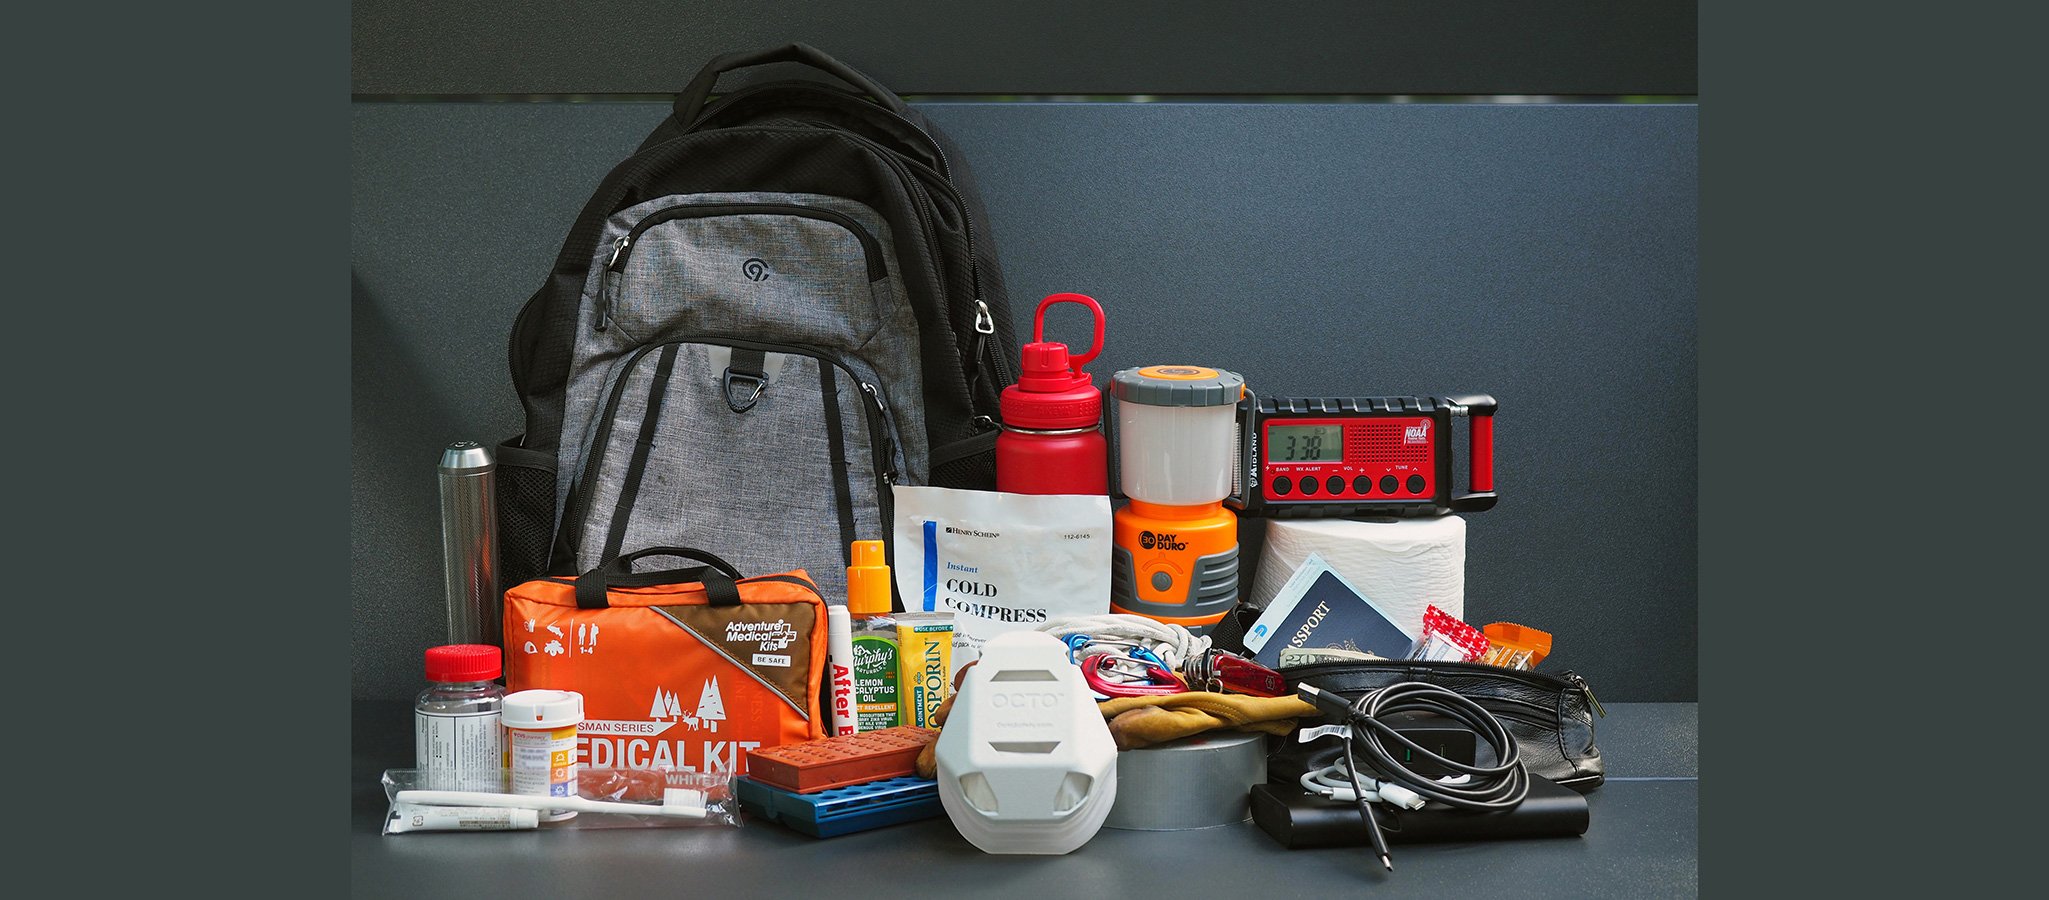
[{"x1": 1564, "y1": 671, "x2": 1606, "y2": 717}]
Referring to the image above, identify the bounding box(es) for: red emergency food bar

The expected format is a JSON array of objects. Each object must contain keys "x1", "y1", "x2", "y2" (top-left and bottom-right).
[{"x1": 744, "y1": 726, "x2": 939, "y2": 793}]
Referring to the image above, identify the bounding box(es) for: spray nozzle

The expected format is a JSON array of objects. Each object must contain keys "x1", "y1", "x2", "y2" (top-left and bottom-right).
[{"x1": 846, "y1": 540, "x2": 891, "y2": 615}]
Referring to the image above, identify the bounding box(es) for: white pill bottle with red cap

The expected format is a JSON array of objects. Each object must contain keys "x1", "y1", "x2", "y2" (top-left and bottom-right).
[{"x1": 503, "y1": 689, "x2": 584, "y2": 821}]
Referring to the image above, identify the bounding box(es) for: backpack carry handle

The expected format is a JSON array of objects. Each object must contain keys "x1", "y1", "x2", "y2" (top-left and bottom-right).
[
  {"x1": 673, "y1": 42, "x2": 907, "y2": 126},
  {"x1": 575, "y1": 546, "x2": 745, "y2": 609}
]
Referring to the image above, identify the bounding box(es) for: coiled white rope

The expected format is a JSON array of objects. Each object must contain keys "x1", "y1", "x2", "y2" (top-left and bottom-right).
[{"x1": 1036, "y1": 614, "x2": 1212, "y2": 670}]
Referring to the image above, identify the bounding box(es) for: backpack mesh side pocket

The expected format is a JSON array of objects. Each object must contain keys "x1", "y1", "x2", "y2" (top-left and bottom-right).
[
  {"x1": 494, "y1": 437, "x2": 557, "y2": 590},
  {"x1": 927, "y1": 428, "x2": 998, "y2": 490}
]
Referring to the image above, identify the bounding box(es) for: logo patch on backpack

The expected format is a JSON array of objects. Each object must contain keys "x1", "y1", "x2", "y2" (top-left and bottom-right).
[{"x1": 742, "y1": 258, "x2": 770, "y2": 281}]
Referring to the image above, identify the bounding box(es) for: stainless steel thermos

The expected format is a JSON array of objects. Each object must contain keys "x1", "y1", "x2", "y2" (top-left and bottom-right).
[{"x1": 438, "y1": 441, "x2": 499, "y2": 645}]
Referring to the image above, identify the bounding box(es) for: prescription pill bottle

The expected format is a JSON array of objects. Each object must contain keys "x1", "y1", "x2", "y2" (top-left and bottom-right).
[{"x1": 503, "y1": 689, "x2": 583, "y2": 821}]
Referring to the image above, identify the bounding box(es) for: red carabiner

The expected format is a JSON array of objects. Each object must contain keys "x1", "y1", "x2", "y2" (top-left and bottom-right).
[{"x1": 1082, "y1": 652, "x2": 1187, "y2": 698}]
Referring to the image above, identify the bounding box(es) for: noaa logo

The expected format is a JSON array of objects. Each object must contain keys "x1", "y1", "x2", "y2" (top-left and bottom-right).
[
  {"x1": 1404, "y1": 421, "x2": 1430, "y2": 444},
  {"x1": 1140, "y1": 530, "x2": 1156, "y2": 549},
  {"x1": 742, "y1": 258, "x2": 770, "y2": 281}
]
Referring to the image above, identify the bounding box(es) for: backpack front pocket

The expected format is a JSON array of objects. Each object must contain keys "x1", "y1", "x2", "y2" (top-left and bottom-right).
[
  {"x1": 559, "y1": 338, "x2": 900, "y2": 602},
  {"x1": 594, "y1": 200, "x2": 896, "y2": 347},
  {"x1": 555, "y1": 193, "x2": 931, "y2": 525}
]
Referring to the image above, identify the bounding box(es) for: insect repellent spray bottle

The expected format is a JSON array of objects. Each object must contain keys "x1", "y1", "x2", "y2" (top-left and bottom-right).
[
  {"x1": 1108, "y1": 366, "x2": 1246, "y2": 634},
  {"x1": 846, "y1": 540, "x2": 902, "y2": 731}
]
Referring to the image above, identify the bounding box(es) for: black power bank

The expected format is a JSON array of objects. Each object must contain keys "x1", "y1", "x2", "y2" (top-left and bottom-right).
[{"x1": 1250, "y1": 773, "x2": 1589, "y2": 848}]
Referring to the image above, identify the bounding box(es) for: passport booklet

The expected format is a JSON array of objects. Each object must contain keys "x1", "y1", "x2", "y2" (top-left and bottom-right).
[{"x1": 1244, "y1": 553, "x2": 1417, "y2": 667}]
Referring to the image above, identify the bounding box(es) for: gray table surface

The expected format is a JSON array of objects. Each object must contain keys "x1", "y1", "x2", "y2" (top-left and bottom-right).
[{"x1": 352, "y1": 701, "x2": 1695, "y2": 896}]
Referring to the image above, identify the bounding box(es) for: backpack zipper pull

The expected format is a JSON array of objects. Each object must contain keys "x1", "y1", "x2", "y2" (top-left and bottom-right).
[
  {"x1": 860, "y1": 382, "x2": 899, "y2": 484},
  {"x1": 596, "y1": 236, "x2": 631, "y2": 332},
  {"x1": 1564, "y1": 671, "x2": 1606, "y2": 717},
  {"x1": 967, "y1": 298, "x2": 999, "y2": 396}
]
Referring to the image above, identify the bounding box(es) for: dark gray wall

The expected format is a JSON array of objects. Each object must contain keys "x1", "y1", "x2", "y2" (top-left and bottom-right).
[
  {"x1": 352, "y1": 101, "x2": 1696, "y2": 702},
  {"x1": 352, "y1": 1, "x2": 1696, "y2": 95}
]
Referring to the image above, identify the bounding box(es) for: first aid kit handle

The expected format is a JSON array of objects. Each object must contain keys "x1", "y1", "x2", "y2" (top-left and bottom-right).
[
  {"x1": 574, "y1": 547, "x2": 745, "y2": 609},
  {"x1": 674, "y1": 43, "x2": 907, "y2": 126},
  {"x1": 1447, "y1": 394, "x2": 1499, "y2": 513},
  {"x1": 612, "y1": 546, "x2": 744, "y2": 579}
]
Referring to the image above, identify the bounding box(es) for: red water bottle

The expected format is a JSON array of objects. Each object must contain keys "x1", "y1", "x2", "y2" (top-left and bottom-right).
[{"x1": 997, "y1": 293, "x2": 1109, "y2": 494}]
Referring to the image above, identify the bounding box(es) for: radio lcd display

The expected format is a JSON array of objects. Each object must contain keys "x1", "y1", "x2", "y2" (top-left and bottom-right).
[{"x1": 1267, "y1": 424, "x2": 1343, "y2": 461}]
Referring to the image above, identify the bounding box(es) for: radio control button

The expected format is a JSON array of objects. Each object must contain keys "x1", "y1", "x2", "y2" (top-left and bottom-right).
[
  {"x1": 1380, "y1": 475, "x2": 1398, "y2": 494},
  {"x1": 1151, "y1": 571, "x2": 1173, "y2": 592},
  {"x1": 1272, "y1": 476, "x2": 1293, "y2": 496},
  {"x1": 1407, "y1": 475, "x2": 1425, "y2": 494},
  {"x1": 1300, "y1": 478, "x2": 1319, "y2": 495},
  {"x1": 1354, "y1": 475, "x2": 1372, "y2": 494},
  {"x1": 1325, "y1": 476, "x2": 1344, "y2": 495}
]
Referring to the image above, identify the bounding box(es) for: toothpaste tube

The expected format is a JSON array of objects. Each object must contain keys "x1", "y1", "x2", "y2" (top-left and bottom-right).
[
  {"x1": 387, "y1": 802, "x2": 539, "y2": 834},
  {"x1": 896, "y1": 612, "x2": 954, "y2": 728}
]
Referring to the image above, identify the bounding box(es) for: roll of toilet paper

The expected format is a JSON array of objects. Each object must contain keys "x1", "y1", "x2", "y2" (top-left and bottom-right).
[{"x1": 1249, "y1": 516, "x2": 1466, "y2": 638}]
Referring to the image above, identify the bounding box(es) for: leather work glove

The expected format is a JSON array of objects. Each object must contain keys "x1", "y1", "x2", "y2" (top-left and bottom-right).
[
  {"x1": 1096, "y1": 691, "x2": 1319, "y2": 749},
  {"x1": 914, "y1": 662, "x2": 975, "y2": 779},
  {"x1": 917, "y1": 666, "x2": 1317, "y2": 777}
]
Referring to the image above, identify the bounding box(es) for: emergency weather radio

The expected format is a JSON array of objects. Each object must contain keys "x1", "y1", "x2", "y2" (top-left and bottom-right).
[{"x1": 1229, "y1": 392, "x2": 1498, "y2": 518}]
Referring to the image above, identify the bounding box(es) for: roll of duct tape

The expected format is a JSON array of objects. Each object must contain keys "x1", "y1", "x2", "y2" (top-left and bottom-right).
[{"x1": 1102, "y1": 731, "x2": 1267, "y2": 831}]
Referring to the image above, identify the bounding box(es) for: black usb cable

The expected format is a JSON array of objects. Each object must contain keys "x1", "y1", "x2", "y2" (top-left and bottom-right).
[{"x1": 1297, "y1": 681, "x2": 1532, "y2": 871}]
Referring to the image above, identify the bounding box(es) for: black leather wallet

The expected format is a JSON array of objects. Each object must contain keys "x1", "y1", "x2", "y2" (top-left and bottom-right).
[
  {"x1": 1279, "y1": 659, "x2": 1606, "y2": 790},
  {"x1": 1250, "y1": 773, "x2": 1590, "y2": 848}
]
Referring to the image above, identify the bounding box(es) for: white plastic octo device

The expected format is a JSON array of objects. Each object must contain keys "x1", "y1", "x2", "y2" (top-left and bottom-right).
[{"x1": 935, "y1": 631, "x2": 1119, "y2": 855}]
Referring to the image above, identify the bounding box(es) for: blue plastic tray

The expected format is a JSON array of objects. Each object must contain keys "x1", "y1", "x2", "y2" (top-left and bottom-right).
[{"x1": 736, "y1": 775, "x2": 943, "y2": 838}]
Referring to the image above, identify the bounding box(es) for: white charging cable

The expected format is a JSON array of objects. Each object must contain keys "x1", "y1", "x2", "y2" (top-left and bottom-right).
[{"x1": 1298, "y1": 759, "x2": 1441, "y2": 810}]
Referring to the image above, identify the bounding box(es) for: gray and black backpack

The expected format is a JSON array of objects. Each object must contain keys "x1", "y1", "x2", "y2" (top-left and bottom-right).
[{"x1": 494, "y1": 44, "x2": 1020, "y2": 601}]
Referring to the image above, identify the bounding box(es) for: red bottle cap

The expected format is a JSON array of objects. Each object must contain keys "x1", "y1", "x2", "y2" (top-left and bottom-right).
[
  {"x1": 1000, "y1": 293, "x2": 1107, "y2": 430},
  {"x1": 425, "y1": 644, "x2": 502, "y2": 682}
]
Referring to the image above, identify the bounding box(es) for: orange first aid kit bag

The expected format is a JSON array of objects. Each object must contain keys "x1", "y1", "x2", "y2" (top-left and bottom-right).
[{"x1": 505, "y1": 547, "x2": 827, "y2": 775}]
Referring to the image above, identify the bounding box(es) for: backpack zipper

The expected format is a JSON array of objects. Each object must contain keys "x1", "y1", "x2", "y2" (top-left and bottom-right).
[
  {"x1": 821, "y1": 127, "x2": 997, "y2": 392},
  {"x1": 688, "y1": 84, "x2": 966, "y2": 244},
  {"x1": 970, "y1": 299, "x2": 1002, "y2": 400},
  {"x1": 596, "y1": 202, "x2": 888, "y2": 332},
  {"x1": 606, "y1": 121, "x2": 1007, "y2": 397},
  {"x1": 861, "y1": 122, "x2": 1014, "y2": 392},
  {"x1": 860, "y1": 381, "x2": 899, "y2": 530}
]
